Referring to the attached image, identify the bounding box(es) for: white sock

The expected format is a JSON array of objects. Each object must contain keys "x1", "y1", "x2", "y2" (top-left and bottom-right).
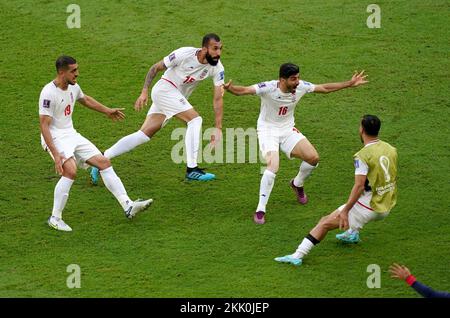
[
  {"x1": 293, "y1": 161, "x2": 318, "y2": 187},
  {"x1": 256, "y1": 169, "x2": 276, "y2": 212},
  {"x1": 185, "y1": 116, "x2": 202, "y2": 168},
  {"x1": 292, "y1": 236, "x2": 317, "y2": 259},
  {"x1": 52, "y1": 176, "x2": 74, "y2": 219},
  {"x1": 100, "y1": 166, "x2": 131, "y2": 210},
  {"x1": 104, "y1": 130, "x2": 150, "y2": 159}
]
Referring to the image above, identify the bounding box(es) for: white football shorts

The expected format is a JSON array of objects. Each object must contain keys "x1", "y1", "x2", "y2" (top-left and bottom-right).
[
  {"x1": 147, "y1": 78, "x2": 193, "y2": 122},
  {"x1": 338, "y1": 202, "x2": 389, "y2": 231},
  {"x1": 42, "y1": 132, "x2": 101, "y2": 169},
  {"x1": 257, "y1": 126, "x2": 306, "y2": 159}
]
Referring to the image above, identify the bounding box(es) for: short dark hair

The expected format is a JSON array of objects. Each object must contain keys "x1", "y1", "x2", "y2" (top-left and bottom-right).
[
  {"x1": 361, "y1": 114, "x2": 381, "y2": 136},
  {"x1": 202, "y1": 33, "x2": 221, "y2": 47},
  {"x1": 279, "y1": 63, "x2": 300, "y2": 79},
  {"x1": 55, "y1": 55, "x2": 77, "y2": 72}
]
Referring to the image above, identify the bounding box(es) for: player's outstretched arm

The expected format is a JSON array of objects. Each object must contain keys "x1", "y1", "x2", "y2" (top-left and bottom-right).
[
  {"x1": 313, "y1": 70, "x2": 368, "y2": 94},
  {"x1": 389, "y1": 263, "x2": 450, "y2": 298},
  {"x1": 135, "y1": 60, "x2": 167, "y2": 111},
  {"x1": 78, "y1": 95, "x2": 125, "y2": 121},
  {"x1": 223, "y1": 80, "x2": 256, "y2": 96}
]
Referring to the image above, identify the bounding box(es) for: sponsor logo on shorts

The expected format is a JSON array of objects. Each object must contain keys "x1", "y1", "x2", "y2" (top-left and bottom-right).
[
  {"x1": 43, "y1": 99, "x2": 51, "y2": 108},
  {"x1": 354, "y1": 159, "x2": 360, "y2": 168},
  {"x1": 169, "y1": 53, "x2": 176, "y2": 62},
  {"x1": 179, "y1": 98, "x2": 187, "y2": 105}
]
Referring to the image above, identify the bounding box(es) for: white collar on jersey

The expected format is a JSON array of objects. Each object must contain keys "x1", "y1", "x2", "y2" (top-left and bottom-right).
[{"x1": 364, "y1": 139, "x2": 380, "y2": 147}]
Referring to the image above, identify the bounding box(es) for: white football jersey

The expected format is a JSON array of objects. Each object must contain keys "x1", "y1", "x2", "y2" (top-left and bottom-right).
[
  {"x1": 39, "y1": 81, "x2": 84, "y2": 139},
  {"x1": 253, "y1": 80, "x2": 315, "y2": 129},
  {"x1": 161, "y1": 47, "x2": 225, "y2": 98}
]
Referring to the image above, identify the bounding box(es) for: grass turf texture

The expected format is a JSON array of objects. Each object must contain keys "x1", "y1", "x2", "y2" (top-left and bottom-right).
[{"x1": 0, "y1": 0, "x2": 449, "y2": 297}]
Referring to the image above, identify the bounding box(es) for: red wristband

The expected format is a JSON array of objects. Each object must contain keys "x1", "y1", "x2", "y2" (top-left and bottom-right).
[{"x1": 405, "y1": 275, "x2": 416, "y2": 286}]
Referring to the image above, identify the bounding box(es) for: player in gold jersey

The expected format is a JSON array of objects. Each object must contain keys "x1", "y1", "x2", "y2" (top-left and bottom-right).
[{"x1": 274, "y1": 115, "x2": 398, "y2": 266}]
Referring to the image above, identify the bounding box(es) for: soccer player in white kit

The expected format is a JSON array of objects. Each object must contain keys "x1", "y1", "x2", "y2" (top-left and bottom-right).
[
  {"x1": 89, "y1": 33, "x2": 225, "y2": 183},
  {"x1": 224, "y1": 63, "x2": 368, "y2": 224},
  {"x1": 39, "y1": 56, "x2": 153, "y2": 232}
]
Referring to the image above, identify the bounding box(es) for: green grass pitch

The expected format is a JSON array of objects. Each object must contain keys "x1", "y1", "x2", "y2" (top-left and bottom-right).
[{"x1": 0, "y1": 0, "x2": 449, "y2": 298}]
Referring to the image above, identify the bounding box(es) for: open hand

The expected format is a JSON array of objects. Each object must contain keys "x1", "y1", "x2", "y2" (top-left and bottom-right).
[
  {"x1": 209, "y1": 127, "x2": 223, "y2": 149},
  {"x1": 54, "y1": 153, "x2": 66, "y2": 175},
  {"x1": 134, "y1": 93, "x2": 148, "y2": 111},
  {"x1": 338, "y1": 210, "x2": 349, "y2": 230},
  {"x1": 389, "y1": 263, "x2": 412, "y2": 280},
  {"x1": 350, "y1": 70, "x2": 369, "y2": 87},
  {"x1": 107, "y1": 108, "x2": 125, "y2": 121}
]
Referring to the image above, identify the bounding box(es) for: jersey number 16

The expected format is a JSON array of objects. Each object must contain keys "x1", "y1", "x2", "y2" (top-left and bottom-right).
[
  {"x1": 278, "y1": 106, "x2": 288, "y2": 116},
  {"x1": 183, "y1": 76, "x2": 195, "y2": 84}
]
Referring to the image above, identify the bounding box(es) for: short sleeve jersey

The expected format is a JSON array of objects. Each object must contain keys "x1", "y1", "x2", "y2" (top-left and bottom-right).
[
  {"x1": 161, "y1": 47, "x2": 225, "y2": 98},
  {"x1": 252, "y1": 80, "x2": 315, "y2": 129},
  {"x1": 39, "y1": 81, "x2": 84, "y2": 138}
]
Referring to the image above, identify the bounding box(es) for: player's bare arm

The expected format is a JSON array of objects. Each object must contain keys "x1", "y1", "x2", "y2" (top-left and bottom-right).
[
  {"x1": 135, "y1": 60, "x2": 167, "y2": 111},
  {"x1": 337, "y1": 174, "x2": 367, "y2": 230},
  {"x1": 39, "y1": 115, "x2": 65, "y2": 175},
  {"x1": 223, "y1": 80, "x2": 256, "y2": 96},
  {"x1": 313, "y1": 70, "x2": 368, "y2": 94},
  {"x1": 78, "y1": 95, "x2": 125, "y2": 121},
  {"x1": 210, "y1": 85, "x2": 224, "y2": 147}
]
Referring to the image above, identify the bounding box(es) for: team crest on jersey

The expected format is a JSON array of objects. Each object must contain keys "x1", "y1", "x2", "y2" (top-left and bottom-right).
[
  {"x1": 257, "y1": 82, "x2": 266, "y2": 88},
  {"x1": 169, "y1": 53, "x2": 176, "y2": 62},
  {"x1": 199, "y1": 69, "x2": 209, "y2": 79},
  {"x1": 303, "y1": 81, "x2": 312, "y2": 86},
  {"x1": 219, "y1": 71, "x2": 224, "y2": 80},
  {"x1": 43, "y1": 99, "x2": 50, "y2": 108}
]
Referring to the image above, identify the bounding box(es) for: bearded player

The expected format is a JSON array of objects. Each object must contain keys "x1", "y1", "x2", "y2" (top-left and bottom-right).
[{"x1": 90, "y1": 33, "x2": 225, "y2": 183}]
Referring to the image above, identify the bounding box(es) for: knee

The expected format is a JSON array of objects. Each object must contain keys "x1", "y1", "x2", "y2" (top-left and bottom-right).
[
  {"x1": 63, "y1": 166, "x2": 77, "y2": 180},
  {"x1": 318, "y1": 216, "x2": 332, "y2": 230},
  {"x1": 188, "y1": 116, "x2": 202, "y2": 126},
  {"x1": 141, "y1": 124, "x2": 158, "y2": 138},
  {"x1": 96, "y1": 157, "x2": 111, "y2": 170},
  {"x1": 140, "y1": 128, "x2": 154, "y2": 138},
  {"x1": 318, "y1": 216, "x2": 327, "y2": 226},
  {"x1": 267, "y1": 162, "x2": 279, "y2": 174},
  {"x1": 265, "y1": 156, "x2": 279, "y2": 173},
  {"x1": 307, "y1": 154, "x2": 320, "y2": 166}
]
